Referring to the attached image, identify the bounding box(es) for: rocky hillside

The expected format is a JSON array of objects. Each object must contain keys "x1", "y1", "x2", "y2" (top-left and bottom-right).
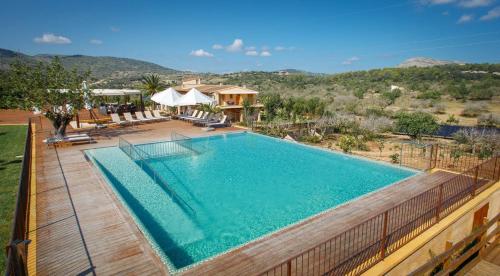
[
  {"x1": 0, "y1": 48, "x2": 183, "y2": 81},
  {"x1": 398, "y1": 57, "x2": 465, "y2": 68}
]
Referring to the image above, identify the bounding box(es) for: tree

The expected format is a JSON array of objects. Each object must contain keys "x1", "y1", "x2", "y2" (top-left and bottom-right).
[
  {"x1": 338, "y1": 135, "x2": 356, "y2": 153},
  {"x1": 241, "y1": 98, "x2": 255, "y2": 126},
  {"x1": 259, "y1": 93, "x2": 283, "y2": 121},
  {"x1": 8, "y1": 58, "x2": 90, "y2": 137},
  {"x1": 140, "y1": 74, "x2": 163, "y2": 96},
  {"x1": 394, "y1": 111, "x2": 439, "y2": 141}
]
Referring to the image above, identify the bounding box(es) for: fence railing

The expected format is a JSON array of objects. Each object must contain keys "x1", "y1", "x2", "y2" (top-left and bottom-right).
[
  {"x1": 400, "y1": 142, "x2": 496, "y2": 172},
  {"x1": 118, "y1": 137, "x2": 195, "y2": 214},
  {"x1": 409, "y1": 212, "x2": 500, "y2": 275},
  {"x1": 260, "y1": 155, "x2": 499, "y2": 276},
  {"x1": 5, "y1": 119, "x2": 33, "y2": 276}
]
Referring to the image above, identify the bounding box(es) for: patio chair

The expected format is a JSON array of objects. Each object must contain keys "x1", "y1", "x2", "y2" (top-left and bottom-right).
[
  {"x1": 135, "y1": 111, "x2": 155, "y2": 123},
  {"x1": 191, "y1": 112, "x2": 211, "y2": 125},
  {"x1": 153, "y1": 110, "x2": 170, "y2": 120},
  {"x1": 178, "y1": 109, "x2": 195, "y2": 119},
  {"x1": 180, "y1": 110, "x2": 198, "y2": 120},
  {"x1": 206, "y1": 115, "x2": 228, "y2": 128},
  {"x1": 144, "y1": 110, "x2": 162, "y2": 121},
  {"x1": 110, "y1": 113, "x2": 129, "y2": 126},
  {"x1": 185, "y1": 111, "x2": 205, "y2": 122},
  {"x1": 123, "y1": 112, "x2": 141, "y2": 124},
  {"x1": 44, "y1": 133, "x2": 93, "y2": 147}
]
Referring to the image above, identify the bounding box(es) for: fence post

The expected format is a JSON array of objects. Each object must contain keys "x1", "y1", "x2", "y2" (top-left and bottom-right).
[
  {"x1": 436, "y1": 184, "x2": 443, "y2": 222},
  {"x1": 472, "y1": 166, "x2": 479, "y2": 197},
  {"x1": 493, "y1": 156, "x2": 499, "y2": 181},
  {"x1": 287, "y1": 260, "x2": 292, "y2": 276},
  {"x1": 428, "y1": 144, "x2": 434, "y2": 171},
  {"x1": 380, "y1": 210, "x2": 389, "y2": 259}
]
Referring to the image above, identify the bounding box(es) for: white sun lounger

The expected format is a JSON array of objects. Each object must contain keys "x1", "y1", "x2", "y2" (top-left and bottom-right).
[
  {"x1": 186, "y1": 111, "x2": 205, "y2": 122},
  {"x1": 110, "y1": 113, "x2": 129, "y2": 126},
  {"x1": 144, "y1": 110, "x2": 162, "y2": 121},
  {"x1": 179, "y1": 109, "x2": 196, "y2": 119},
  {"x1": 123, "y1": 112, "x2": 141, "y2": 124},
  {"x1": 135, "y1": 111, "x2": 155, "y2": 122},
  {"x1": 44, "y1": 133, "x2": 92, "y2": 147},
  {"x1": 206, "y1": 115, "x2": 228, "y2": 128},
  {"x1": 153, "y1": 110, "x2": 170, "y2": 120}
]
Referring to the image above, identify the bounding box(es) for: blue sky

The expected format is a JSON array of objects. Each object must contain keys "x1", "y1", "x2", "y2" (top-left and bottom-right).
[{"x1": 0, "y1": 0, "x2": 499, "y2": 73}]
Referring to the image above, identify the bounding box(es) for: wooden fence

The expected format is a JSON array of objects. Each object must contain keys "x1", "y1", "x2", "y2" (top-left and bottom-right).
[
  {"x1": 409, "y1": 213, "x2": 499, "y2": 275},
  {"x1": 260, "y1": 155, "x2": 499, "y2": 276},
  {"x1": 400, "y1": 142, "x2": 496, "y2": 172},
  {"x1": 5, "y1": 119, "x2": 33, "y2": 276}
]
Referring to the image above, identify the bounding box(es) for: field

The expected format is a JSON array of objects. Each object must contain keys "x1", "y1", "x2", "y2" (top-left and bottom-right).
[{"x1": 0, "y1": 125, "x2": 27, "y2": 272}]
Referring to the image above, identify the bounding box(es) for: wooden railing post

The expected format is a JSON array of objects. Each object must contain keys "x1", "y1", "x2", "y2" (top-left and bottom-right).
[
  {"x1": 493, "y1": 156, "x2": 499, "y2": 181},
  {"x1": 436, "y1": 184, "x2": 443, "y2": 222},
  {"x1": 428, "y1": 144, "x2": 434, "y2": 171},
  {"x1": 472, "y1": 166, "x2": 479, "y2": 197},
  {"x1": 287, "y1": 260, "x2": 292, "y2": 276},
  {"x1": 380, "y1": 211, "x2": 389, "y2": 259}
]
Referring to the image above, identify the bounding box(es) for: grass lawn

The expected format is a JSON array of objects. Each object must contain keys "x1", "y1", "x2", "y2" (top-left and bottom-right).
[{"x1": 0, "y1": 125, "x2": 27, "y2": 273}]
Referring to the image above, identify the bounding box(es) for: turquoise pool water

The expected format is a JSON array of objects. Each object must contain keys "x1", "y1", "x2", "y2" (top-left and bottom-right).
[{"x1": 85, "y1": 132, "x2": 416, "y2": 271}]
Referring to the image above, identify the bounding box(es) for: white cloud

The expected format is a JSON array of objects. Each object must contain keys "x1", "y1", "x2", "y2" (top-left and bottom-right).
[
  {"x1": 260, "y1": 51, "x2": 272, "y2": 57},
  {"x1": 90, "y1": 39, "x2": 103, "y2": 45},
  {"x1": 226, "y1": 39, "x2": 244, "y2": 52},
  {"x1": 459, "y1": 0, "x2": 494, "y2": 8},
  {"x1": 421, "y1": 0, "x2": 493, "y2": 7},
  {"x1": 110, "y1": 26, "x2": 120, "y2": 32},
  {"x1": 245, "y1": 50, "x2": 259, "y2": 56},
  {"x1": 34, "y1": 33, "x2": 71, "y2": 44},
  {"x1": 480, "y1": 6, "x2": 500, "y2": 20},
  {"x1": 212, "y1": 44, "x2": 223, "y2": 50},
  {"x1": 189, "y1": 49, "x2": 214, "y2": 57},
  {"x1": 274, "y1": 46, "x2": 295, "y2": 51},
  {"x1": 457, "y1": 14, "x2": 474, "y2": 23},
  {"x1": 342, "y1": 56, "x2": 360, "y2": 65},
  {"x1": 421, "y1": 0, "x2": 456, "y2": 5}
]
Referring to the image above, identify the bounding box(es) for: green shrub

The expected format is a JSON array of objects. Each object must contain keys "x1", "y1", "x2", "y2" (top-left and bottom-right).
[
  {"x1": 417, "y1": 90, "x2": 441, "y2": 100},
  {"x1": 394, "y1": 111, "x2": 439, "y2": 140},
  {"x1": 389, "y1": 153, "x2": 400, "y2": 164},
  {"x1": 461, "y1": 102, "x2": 487, "y2": 117},
  {"x1": 338, "y1": 135, "x2": 356, "y2": 153}
]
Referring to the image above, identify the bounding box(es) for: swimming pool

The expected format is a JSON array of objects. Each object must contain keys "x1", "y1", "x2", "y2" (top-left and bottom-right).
[{"x1": 85, "y1": 132, "x2": 416, "y2": 272}]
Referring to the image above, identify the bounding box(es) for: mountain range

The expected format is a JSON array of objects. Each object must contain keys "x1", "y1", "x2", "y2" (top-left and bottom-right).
[{"x1": 0, "y1": 48, "x2": 183, "y2": 80}]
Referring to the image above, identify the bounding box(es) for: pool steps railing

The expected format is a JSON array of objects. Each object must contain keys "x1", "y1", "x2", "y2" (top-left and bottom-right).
[{"x1": 118, "y1": 137, "x2": 196, "y2": 214}]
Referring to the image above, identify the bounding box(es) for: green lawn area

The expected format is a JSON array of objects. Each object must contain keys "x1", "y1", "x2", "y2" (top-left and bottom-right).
[{"x1": 0, "y1": 125, "x2": 27, "y2": 273}]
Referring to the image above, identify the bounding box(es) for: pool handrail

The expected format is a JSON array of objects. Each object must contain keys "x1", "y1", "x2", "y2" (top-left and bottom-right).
[{"x1": 118, "y1": 137, "x2": 196, "y2": 214}]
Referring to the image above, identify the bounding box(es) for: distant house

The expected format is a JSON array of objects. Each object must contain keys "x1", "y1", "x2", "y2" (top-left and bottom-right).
[{"x1": 174, "y1": 77, "x2": 263, "y2": 122}]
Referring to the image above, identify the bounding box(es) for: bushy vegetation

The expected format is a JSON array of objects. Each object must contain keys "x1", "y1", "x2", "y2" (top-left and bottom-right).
[{"x1": 394, "y1": 111, "x2": 439, "y2": 140}]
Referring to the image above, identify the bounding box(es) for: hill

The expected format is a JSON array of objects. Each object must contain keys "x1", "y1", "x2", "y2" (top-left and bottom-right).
[
  {"x1": 398, "y1": 57, "x2": 465, "y2": 68},
  {"x1": 0, "y1": 48, "x2": 184, "y2": 83}
]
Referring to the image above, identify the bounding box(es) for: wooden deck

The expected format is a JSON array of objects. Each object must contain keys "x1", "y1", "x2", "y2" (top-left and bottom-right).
[{"x1": 28, "y1": 118, "x2": 459, "y2": 275}]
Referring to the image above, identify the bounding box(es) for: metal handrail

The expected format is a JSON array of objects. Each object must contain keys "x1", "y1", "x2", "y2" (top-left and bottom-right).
[{"x1": 118, "y1": 137, "x2": 195, "y2": 214}]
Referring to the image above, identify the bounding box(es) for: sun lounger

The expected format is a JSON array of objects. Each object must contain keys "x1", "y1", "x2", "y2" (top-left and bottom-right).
[
  {"x1": 178, "y1": 109, "x2": 196, "y2": 119},
  {"x1": 144, "y1": 111, "x2": 162, "y2": 121},
  {"x1": 191, "y1": 112, "x2": 211, "y2": 125},
  {"x1": 135, "y1": 111, "x2": 155, "y2": 122},
  {"x1": 123, "y1": 112, "x2": 141, "y2": 124},
  {"x1": 206, "y1": 115, "x2": 228, "y2": 128},
  {"x1": 44, "y1": 133, "x2": 93, "y2": 147},
  {"x1": 185, "y1": 111, "x2": 205, "y2": 122},
  {"x1": 153, "y1": 110, "x2": 170, "y2": 120},
  {"x1": 180, "y1": 110, "x2": 198, "y2": 120},
  {"x1": 110, "y1": 113, "x2": 129, "y2": 126}
]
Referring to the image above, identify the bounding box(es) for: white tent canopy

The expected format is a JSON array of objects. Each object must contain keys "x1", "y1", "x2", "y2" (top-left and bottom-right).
[
  {"x1": 151, "y1": 87, "x2": 182, "y2": 107},
  {"x1": 174, "y1": 88, "x2": 215, "y2": 106},
  {"x1": 91, "y1": 89, "x2": 142, "y2": 96}
]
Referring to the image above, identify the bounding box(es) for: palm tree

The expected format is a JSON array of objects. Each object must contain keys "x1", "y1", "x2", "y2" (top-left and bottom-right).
[
  {"x1": 141, "y1": 74, "x2": 162, "y2": 96},
  {"x1": 140, "y1": 74, "x2": 163, "y2": 110}
]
